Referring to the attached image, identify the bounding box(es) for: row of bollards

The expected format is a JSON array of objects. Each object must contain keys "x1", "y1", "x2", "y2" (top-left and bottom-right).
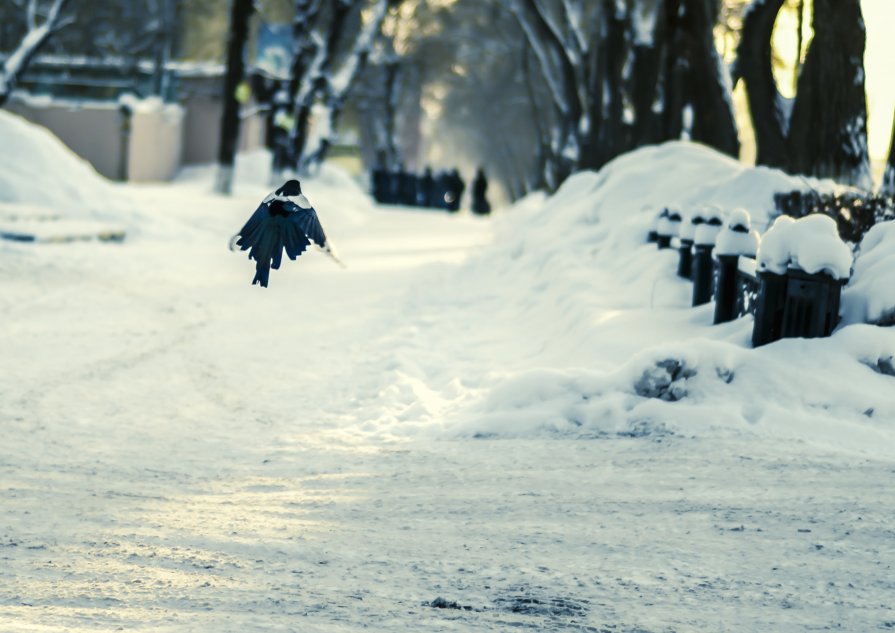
[{"x1": 649, "y1": 202, "x2": 855, "y2": 346}]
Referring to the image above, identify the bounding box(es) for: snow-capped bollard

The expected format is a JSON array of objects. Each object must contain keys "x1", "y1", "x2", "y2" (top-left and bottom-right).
[
  {"x1": 691, "y1": 206, "x2": 723, "y2": 307},
  {"x1": 677, "y1": 209, "x2": 703, "y2": 278},
  {"x1": 752, "y1": 214, "x2": 853, "y2": 346},
  {"x1": 646, "y1": 206, "x2": 661, "y2": 243},
  {"x1": 712, "y1": 209, "x2": 760, "y2": 324},
  {"x1": 656, "y1": 207, "x2": 678, "y2": 249}
]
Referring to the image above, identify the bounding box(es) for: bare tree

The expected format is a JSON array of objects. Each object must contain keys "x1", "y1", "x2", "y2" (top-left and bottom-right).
[
  {"x1": 301, "y1": 0, "x2": 398, "y2": 171},
  {"x1": 786, "y1": 0, "x2": 871, "y2": 189},
  {"x1": 732, "y1": 0, "x2": 788, "y2": 168},
  {"x1": 0, "y1": 0, "x2": 73, "y2": 107},
  {"x1": 215, "y1": 0, "x2": 255, "y2": 195}
]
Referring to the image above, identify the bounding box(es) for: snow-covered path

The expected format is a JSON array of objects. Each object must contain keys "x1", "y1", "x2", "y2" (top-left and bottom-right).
[{"x1": 2, "y1": 161, "x2": 894, "y2": 632}]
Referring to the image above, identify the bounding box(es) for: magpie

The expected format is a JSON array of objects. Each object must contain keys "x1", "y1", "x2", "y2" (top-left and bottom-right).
[{"x1": 229, "y1": 179, "x2": 342, "y2": 287}]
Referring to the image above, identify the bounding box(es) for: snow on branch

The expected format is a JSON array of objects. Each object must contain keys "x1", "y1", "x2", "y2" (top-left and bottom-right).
[
  {"x1": 507, "y1": 0, "x2": 570, "y2": 118},
  {"x1": 0, "y1": 0, "x2": 73, "y2": 107},
  {"x1": 561, "y1": 0, "x2": 589, "y2": 56}
]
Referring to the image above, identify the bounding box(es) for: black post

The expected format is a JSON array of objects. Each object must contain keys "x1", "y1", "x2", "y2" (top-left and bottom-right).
[
  {"x1": 780, "y1": 270, "x2": 845, "y2": 339},
  {"x1": 713, "y1": 254, "x2": 741, "y2": 324},
  {"x1": 692, "y1": 245, "x2": 714, "y2": 306},
  {"x1": 215, "y1": 0, "x2": 255, "y2": 194},
  {"x1": 677, "y1": 238, "x2": 694, "y2": 278},
  {"x1": 752, "y1": 271, "x2": 788, "y2": 346}
]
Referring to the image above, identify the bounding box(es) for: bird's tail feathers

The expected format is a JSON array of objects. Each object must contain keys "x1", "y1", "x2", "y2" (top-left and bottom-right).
[{"x1": 252, "y1": 262, "x2": 270, "y2": 287}]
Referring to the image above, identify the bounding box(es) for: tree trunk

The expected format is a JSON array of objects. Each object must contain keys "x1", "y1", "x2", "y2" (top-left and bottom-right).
[
  {"x1": 628, "y1": 0, "x2": 668, "y2": 149},
  {"x1": 215, "y1": 0, "x2": 255, "y2": 195},
  {"x1": 593, "y1": 0, "x2": 629, "y2": 169},
  {"x1": 291, "y1": 0, "x2": 354, "y2": 171},
  {"x1": 302, "y1": 0, "x2": 395, "y2": 172},
  {"x1": 511, "y1": 0, "x2": 583, "y2": 183},
  {"x1": 787, "y1": 0, "x2": 871, "y2": 189},
  {"x1": 734, "y1": 0, "x2": 787, "y2": 168},
  {"x1": 276, "y1": 0, "x2": 323, "y2": 174},
  {"x1": 679, "y1": 0, "x2": 739, "y2": 157}
]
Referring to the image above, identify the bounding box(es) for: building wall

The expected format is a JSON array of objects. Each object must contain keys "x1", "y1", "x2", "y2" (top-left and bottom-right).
[
  {"x1": 6, "y1": 98, "x2": 125, "y2": 180},
  {"x1": 7, "y1": 91, "x2": 266, "y2": 181},
  {"x1": 180, "y1": 94, "x2": 265, "y2": 166},
  {"x1": 128, "y1": 104, "x2": 184, "y2": 181}
]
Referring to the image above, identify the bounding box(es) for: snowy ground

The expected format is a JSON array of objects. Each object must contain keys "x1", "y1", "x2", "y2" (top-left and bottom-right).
[{"x1": 2, "y1": 126, "x2": 895, "y2": 631}]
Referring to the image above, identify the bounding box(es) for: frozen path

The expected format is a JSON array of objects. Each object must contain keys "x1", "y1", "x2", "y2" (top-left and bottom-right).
[{"x1": 1, "y1": 175, "x2": 894, "y2": 632}]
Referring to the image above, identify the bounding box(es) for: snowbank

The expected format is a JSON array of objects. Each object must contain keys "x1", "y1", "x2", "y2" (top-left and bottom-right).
[
  {"x1": 363, "y1": 141, "x2": 895, "y2": 456},
  {"x1": 842, "y1": 220, "x2": 895, "y2": 325},
  {"x1": 0, "y1": 109, "x2": 128, "y2": 222}
]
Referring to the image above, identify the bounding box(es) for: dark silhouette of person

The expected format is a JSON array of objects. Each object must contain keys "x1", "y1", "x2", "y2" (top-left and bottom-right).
[
  {"x1": 447, "y1": 169, "x2": 465, "y2": 212},
  {"x1": 398, "y1": 165, "x2": 417, "y2": 206},
  {"x1": 418, "y1": 167, "x2": 435, "y2": 208},
  {"x1": 471, "y1": 167, "x2": 491, "y2": 215},
  {"x1": 371, "y1": 150, "x2": 389, "y2": 204}
]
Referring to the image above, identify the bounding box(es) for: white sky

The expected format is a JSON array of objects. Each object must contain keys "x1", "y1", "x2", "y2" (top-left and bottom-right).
[{"x1": 862, "y1": 0, "x2": 894, "y2": 159}]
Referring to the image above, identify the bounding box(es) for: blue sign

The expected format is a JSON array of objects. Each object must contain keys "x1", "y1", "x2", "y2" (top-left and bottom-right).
[{"x1": 256, "y1": 23, "x2": 294, "y2": 79}]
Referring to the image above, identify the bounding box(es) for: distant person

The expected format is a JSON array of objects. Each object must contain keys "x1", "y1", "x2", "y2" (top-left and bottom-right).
[
  {"x1": 399, "y1": 165, "x2": 417, "y2": 206},
  {"x1": 418, "y1": 167, "x2": 435, "y2": 208},
  {"x1": 435, "y1": 171, "x2": 451, "y2": 210},
  {"x1": 447, "y1": 169, "x2": 465, "y2": 212},
  {"x1": 388, "y1": 165, "x2": 403, "y2": 205},
  {"x1": 371, "y1": 150, "x2": 389, "y2": 204},
  {"x1": 471, "y1": 167, "x2": 491, "y2": 215}
]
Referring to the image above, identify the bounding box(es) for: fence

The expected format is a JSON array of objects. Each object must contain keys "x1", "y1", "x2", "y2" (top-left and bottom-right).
[{"x1": 657, "y1": 199, "x2": 877, "y2": 347}]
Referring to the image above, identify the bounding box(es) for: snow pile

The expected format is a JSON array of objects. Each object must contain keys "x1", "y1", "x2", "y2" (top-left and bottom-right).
[
  {"x1": 0, "y1": 109, "x2": 128, "y2": 223},
  {"x1": 359, "y1": 141, "x2": 895, "y2": 455},
  {"x1": 714, "y1": 208, "x2": 760, "y2": 257},
  {"x1": 842, "y1": 220, "x2": 895, "y2": 326},
  {"x1": 756, "y1": 213, "x2": 853, "y2": 278}
]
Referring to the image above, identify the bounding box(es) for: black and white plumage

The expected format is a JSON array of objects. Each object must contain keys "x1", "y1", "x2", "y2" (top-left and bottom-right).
[{"x1": 229, "y1": 179, "x2": 342, "y2": 287}]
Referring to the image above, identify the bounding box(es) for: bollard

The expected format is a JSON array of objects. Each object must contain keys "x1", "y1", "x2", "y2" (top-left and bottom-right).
[
  {"x1": 780, "y1": 270, "x2": 845, "y2": 338},
  {"x1": 677, "y1": 239, "x2": 694, "y2": 278},
  {"x1": 677, "y1": 210, "x2": 704, "y2": 278},
  {"x1": 713, "y1": 255, "x2": 741, "y2": 324},
  {"x1": 712, "y1": 209, "x2": 760, "y2": 324},
  {"x1": 656, "y1": 208, "x2": 674, "y2": 249},
  {"x1": 752, "y1": 271, "x2": 788, "y2": 346},
  {"x1": 752, "y1": 213, "x2": 852, "y2": 346},
  {"x1": 646, "y1": 205, "x2": 660, "y2": 242},
  {"x1": 692, "y1": 245, "x2": 714, "y2": 306},
  {"x1": 691, "y1": 208, "x2": 723, "y2": 306}
]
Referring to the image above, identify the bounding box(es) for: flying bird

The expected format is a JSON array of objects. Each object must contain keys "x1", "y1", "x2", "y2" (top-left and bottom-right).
[{"x1": 229, "y1": 179, "x2": 342, "y2": 287}]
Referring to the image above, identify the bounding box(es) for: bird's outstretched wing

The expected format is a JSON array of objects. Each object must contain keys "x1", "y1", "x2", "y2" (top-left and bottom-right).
[
  {"x1": 229, "y1": 199, "x2": 341, "y2": 287},
  {"x1": 281, "y1": 200, "x2": 345, "y2": 267}
]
